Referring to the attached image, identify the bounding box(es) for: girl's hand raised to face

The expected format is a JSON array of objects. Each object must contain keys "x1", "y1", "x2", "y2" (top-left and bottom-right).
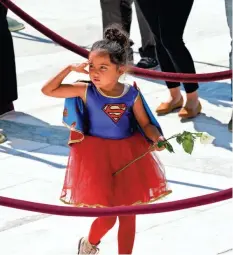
[{"x1": 70, "y1": 62, "x2": 89, "y2": 74}]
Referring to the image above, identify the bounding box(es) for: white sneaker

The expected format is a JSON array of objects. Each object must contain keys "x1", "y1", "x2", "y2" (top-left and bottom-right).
[{"x1": 77, "y1": 237, "x2": 99, "y2": 254}]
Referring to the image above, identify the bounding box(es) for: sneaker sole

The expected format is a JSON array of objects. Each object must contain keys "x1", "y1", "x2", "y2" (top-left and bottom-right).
[
  {"x1": 9, "y1": 25, "x2": 25, "y2": 32},
  {"x1": 135, "y1": 64, "x2": 160, "y2": 70},
  {"x1": 77, "y1": 237, "x2": 84, "y2": 254}
]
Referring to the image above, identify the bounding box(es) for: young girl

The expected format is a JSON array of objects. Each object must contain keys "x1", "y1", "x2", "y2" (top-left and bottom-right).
[{"x1": 42, "y1": 25, "x2": 171, "y2": 255}]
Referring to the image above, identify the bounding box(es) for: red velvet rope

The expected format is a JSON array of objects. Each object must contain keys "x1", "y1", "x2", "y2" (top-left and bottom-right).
[
  {"x1": 1, "y1": 0, "x2": 232, "y2": 83},
  {"x1": 0, "y1": 189, "x2": 232, "y2": 216}
]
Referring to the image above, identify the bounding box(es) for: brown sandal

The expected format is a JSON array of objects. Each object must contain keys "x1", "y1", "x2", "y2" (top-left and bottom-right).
[
  {"x1": 156, "y1": 97, "x2": 183, "y2": 115},
  {"x1": 178, "y1": 102, "x2": 202, "y2": 119}
]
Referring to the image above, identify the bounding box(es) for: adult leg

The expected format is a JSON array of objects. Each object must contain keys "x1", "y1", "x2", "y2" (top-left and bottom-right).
[
  {"x1": 120, "y1": 0, "x2": 134, "y2": 34},
  {"x1": 137, "y1": 0, "x2": 200, "y2": 117},
  {"x1": 118, "y1": 215, "x2": 136, "y2": 255},
  {"x1": 100, "y1": 0, "x2": 122, "y2": 31},
  {"x1": 119, "y1": 0, "x2": 134, "y2": 62},
  {"x1": 225, "y1": 0, "x2": 232, "y2": 71},
  {"x1": 0, "y1": 3, "x2": 17, "y2": 116},
  {"x1": 134, "y1": 0, "x2": 158, "y2": 69},
  {"x1": 158, "y1": 0, "x2": 200, "y2": 115},
  {"x1": 100, "y1": 0, "x2": 134, "y2": 62},
  {"x1": 100, "y1": 0, "x2": 133, "y2": 33},
  {"x1": 136, "y1": 0, "x2": 183, "y2": 113},
  {"x1": 224, "y1": 0, "x2": 232, "y2": 131}
]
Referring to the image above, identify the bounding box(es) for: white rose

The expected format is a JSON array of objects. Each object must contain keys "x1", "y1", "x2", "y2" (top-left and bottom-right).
[{"x1": 200, "y1": 132, "x2": 215, "y2": 144}]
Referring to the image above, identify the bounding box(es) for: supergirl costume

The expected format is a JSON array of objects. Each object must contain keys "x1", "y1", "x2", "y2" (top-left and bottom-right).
[{"x1": 60, "y1": 82, "x2": 171, "y2": 207}]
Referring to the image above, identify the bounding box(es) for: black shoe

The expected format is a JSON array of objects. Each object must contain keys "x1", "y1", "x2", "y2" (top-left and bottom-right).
[
  {"x1": 136, "y1": 57, "x2": 159, "y2": 69},
  {"x1": 0, "y1": 102, "x2": 14, "y2": 117}
]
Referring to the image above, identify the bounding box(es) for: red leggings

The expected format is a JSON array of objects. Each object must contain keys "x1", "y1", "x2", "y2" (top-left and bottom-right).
[{"x1": 88, "y1": 215, "x2": 136, "y2": 254}]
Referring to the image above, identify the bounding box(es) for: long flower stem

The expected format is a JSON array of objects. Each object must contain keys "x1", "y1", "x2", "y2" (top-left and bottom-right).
[{"x1": 165, "y1": 134, "x2": 179, "y2": 141}]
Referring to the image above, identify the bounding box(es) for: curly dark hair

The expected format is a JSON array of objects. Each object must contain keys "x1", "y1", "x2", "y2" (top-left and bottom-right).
[{"x1": 90, "y1": 24, "x2": 130, "y2": 66}]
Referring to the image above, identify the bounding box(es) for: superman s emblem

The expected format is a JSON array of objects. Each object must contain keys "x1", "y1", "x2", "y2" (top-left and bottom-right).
[{"x1": 103, "y1": 103, "x2": 127, "y2": 123}]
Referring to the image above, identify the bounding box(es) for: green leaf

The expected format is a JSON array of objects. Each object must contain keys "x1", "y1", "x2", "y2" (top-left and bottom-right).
[
  {"x1": 185, "y1": 133, "x2": 193, "y2": 141},
  {"x1": 176, "y1": 135, "x2": 183, "y2": 144},
  {"x1": 182, "y1": 131, "x2": 188, "y2": 136},
  {"x1": 182, "y1": 138, "x2": 194, "y2": 154},
  {"x1": 165, "y1": 141, "x2": 174, "y2": 153}
]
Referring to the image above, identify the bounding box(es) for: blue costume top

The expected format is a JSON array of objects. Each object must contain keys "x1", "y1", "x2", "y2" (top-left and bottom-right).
[
  {"x1": 63, "y1": 82, "x2": 163, "y2": 144},
  {"x1": 87, "y1": 83, "x2": 138, "y2": 139}
]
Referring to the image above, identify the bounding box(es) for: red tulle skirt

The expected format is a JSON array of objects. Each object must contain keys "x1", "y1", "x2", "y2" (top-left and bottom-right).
[{"x1": 60, "y1": 133, "x2": 171, "y2": 207}]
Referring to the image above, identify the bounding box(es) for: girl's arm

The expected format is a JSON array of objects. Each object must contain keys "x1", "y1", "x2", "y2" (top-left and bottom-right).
[
  {"x1": 133, "y1": 95, "x2": 164, "y2": 150},
  {"x1": 41, "y1": 63, "x2": 89, "y2": 99}
]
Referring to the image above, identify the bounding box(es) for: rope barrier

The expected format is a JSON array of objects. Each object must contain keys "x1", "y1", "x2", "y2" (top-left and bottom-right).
[
  {"x1": 0, "y1": 189, "x2": 232, "y2": 217},
  {"x1": 1, "y1": 0, "x2": 232, "y2": 83}
]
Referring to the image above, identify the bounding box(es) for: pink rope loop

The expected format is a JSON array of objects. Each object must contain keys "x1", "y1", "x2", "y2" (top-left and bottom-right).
[
  {"x1": 0, "y1": 189, "x2": 232, "y2": 216},
  {"x1": 1, "y1": 0, "x2": 232, "y2": 83}
]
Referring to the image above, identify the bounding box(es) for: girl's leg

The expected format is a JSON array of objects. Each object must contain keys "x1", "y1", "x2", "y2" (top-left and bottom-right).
[
  {"x1": 88, "y1": 216, "x2": 117, "y2": 245},
  {"x1": 118, "y1": 215, "x2": 136, "y2": 255}
]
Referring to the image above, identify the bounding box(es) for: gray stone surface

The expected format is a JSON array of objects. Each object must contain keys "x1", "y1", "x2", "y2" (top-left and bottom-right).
[{"x1": 0, "y1": 120, "x2": 69, "y2": 146}]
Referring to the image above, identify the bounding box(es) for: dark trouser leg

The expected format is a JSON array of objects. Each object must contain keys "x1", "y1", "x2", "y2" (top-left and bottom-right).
[
  {"x1": 134, "y1": 0, "x2": 156, "y2": 59},
  {"x1": 100, "y1": 0, "x2": 134, "y2": 61},
  {"x1": 0, "y1": 3, "x2": 18, "y2": 112},
  {"x1": 135, "y1": 0, "x2": 180, "y2": 88},
  {"x1": 158, "y1": 0, "x2": 198, "y2": 93},
  {"x1": 224, "y1": 0, "x2": 232, "y2": 131},
  {"x1": 100, "y1": 0, "x2": 133, "y2": 33},
  {"x1": 136, "y1": 0, "x2": 198, "y2": 93},
  {"x1": 224, "y1": 0, "x2": 232, "y2": 96},
  {"x1": 225, "y1": 0, "x2": 232, "y2": 71}
]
